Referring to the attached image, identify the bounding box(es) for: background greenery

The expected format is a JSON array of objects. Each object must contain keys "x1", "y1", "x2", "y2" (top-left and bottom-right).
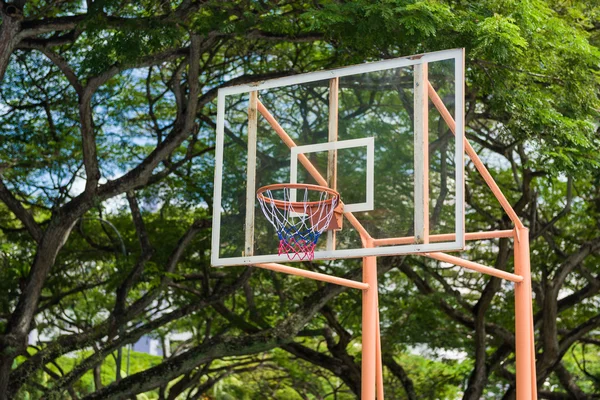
[{"x1": 0, "y1": 0, "x2": 599, "y2": 399}]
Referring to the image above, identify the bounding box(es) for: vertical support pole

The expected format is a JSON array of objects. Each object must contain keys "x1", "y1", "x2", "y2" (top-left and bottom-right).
[
  {"x1": 530, "y1": 308, "x2": 538, "y2": 400},
  {"x1": 327, "y1": 77, "x2": 339, "y2": 251},
  {"x1": 514, "y1": 227, "x2": 536, "y2": 400},
  {"x1": 414, "y1": 63, "x2": 429, "y2": 244},
  {"x1": 244, "y1": 91, "x2": 258, "y2": 256},
  {"x1": 376, "y1": 299, "x2": 384, "y2": 399},
  {"x1": 362, "y1": 237, "x2": 378, "y2": 400}
]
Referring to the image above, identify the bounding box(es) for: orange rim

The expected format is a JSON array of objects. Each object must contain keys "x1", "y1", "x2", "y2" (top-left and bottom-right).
[{"x1": 257, "y1": 183, "x2": 339, "y2": 209}]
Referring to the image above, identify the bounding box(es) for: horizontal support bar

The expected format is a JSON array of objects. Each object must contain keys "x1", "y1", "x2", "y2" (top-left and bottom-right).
[
  {"x1": 372, "y1": 230, "x2": 515, "y2": 247},
  {"x1": 253, "y1": 263, "x2": 369, "y2": 290},
  {"x1": 424, "y1": 252, "x2": 523, "y2": 283}
]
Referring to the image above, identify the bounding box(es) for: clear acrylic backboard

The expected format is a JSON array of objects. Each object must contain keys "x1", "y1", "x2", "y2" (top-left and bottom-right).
[{"x1": 212, "y1": 48, "x2": 465, "y2": 267}]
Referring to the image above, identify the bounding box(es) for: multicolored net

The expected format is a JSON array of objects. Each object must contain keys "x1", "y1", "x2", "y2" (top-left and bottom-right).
[{"x1": 257, "y1": 184, "x2": 339, "y2": 261}]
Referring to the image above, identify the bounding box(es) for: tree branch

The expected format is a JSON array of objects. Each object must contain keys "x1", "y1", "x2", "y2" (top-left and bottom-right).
[
  {"x1": 0, "y1": 179, "x2": 43, "y2": 242},
  {"x1": 32, "y1": 46, "x2": 83, "y2": 94},
  {"x1": 80, "y1": 273, "x2": 353, "y2": 400},
  {"x1": 383, "y1": 356, "x2": 418, "y2": 400},
  {"x1": 552, "y1": 238, "x2": 600, "y2": 298}
]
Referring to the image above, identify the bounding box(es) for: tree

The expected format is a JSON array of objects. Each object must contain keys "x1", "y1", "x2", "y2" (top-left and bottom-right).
[{"x1": 0, "y1": 0, "x2": 599, "y2": 399}]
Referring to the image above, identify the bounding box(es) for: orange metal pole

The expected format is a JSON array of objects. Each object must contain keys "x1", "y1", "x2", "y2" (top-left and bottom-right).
[
  {"x1": 344, "y1": 211, "x2": 372, "y2": 240},
  {"x1": 372, "y1": 230, "x2": 514, "y2": 246},
  {"x1": 253, "y1": 263, "x2": 369, "y2": 290},
  {"x1": 514, "y1": 227, "x2": 535, "y2": 400},
  {"x1": 425, "y1": 252, "x2": 523, "y2": 283},
  {"x1": 362, "y1": 237, "x2": 378, "y2": 400},
  {"x1": 531, "y1": 311, "x2": 538, "y2": 400},
  {"x1": 428, "y1": 80, "x2": 537, "y2": 399},
  {"x1": 376, "y1": 298, "x2": 384, "y2": 399},
  {"x1": 427, "y1": 82, "x2": 524, "y2": 230}
]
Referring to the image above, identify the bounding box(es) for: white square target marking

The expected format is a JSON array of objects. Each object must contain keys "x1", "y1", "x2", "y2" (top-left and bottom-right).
[{"x1": 290, "y1": 138, "x2": 375, "y2": 212}]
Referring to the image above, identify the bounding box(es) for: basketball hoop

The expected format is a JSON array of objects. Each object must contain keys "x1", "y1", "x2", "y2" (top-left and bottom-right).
[{"x1": 257, "y1": 183, "x2": 340, "y2": 261}]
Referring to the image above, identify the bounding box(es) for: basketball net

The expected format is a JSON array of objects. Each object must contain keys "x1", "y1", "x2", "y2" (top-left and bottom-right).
[{"x1": 257, "y1": 185, "x2": 338, "y2": 261}]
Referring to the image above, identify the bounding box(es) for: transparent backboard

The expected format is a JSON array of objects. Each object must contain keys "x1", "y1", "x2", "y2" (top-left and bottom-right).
[{"x1": 212, "y1": 49, "x2": 465, "y2": 266}]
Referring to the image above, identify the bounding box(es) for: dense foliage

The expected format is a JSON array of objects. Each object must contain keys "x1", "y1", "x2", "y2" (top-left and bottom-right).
[{"x1": 0, "y1": 0, "x2": 599, "y2": 399}]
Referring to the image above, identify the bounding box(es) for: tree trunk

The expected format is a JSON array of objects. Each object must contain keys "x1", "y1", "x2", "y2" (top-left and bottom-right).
[
  {"x1": 0, "y1": 4, "x2": 22, "y2": 82},
  {"x1": 0, "y1": 220, "x2": 77, "y2": 398}
]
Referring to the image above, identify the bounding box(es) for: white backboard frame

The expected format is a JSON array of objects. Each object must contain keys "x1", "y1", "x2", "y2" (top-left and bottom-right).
[{"x1": 211, "y1": 48, "x2": 465, "y2": 267}]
